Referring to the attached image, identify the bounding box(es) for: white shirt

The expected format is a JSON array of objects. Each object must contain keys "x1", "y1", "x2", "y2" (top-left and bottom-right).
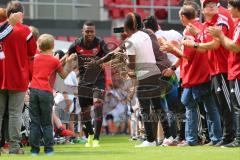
[
  {"x1": 126, "y1": 31, "x2": 160, "y2": 80},
  {"x1": 64, "y1": 71, "x2": 78, "y2": 86},
  {"x1": 155, "y1": 29, "x2": 183, "y2": 79}
]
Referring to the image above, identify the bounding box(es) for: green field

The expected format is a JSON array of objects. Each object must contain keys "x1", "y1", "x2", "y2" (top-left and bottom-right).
[{"x1": 0, "y1": 135, "x2": 239, "y2": 160}]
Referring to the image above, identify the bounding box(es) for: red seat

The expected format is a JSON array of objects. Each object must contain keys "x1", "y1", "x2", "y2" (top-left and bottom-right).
[
  {"x1": 56, "y1": 36, "x2": 68, "y2": 41},
  {"x1": 122, "y1": 8, "x2": 134, "y2": 17},
  {"x1": 103, "y1": 36, "x2": 121, "y2": 47},
  {"x1": 104, "y1": 0, "x2": 114, "y2": 8},
  {"x1": 109, "y1": 8, "x2": 122, "y2": 19},
  {"x1": 154, "y1": 0, "x2": 167, "y2": 6},
  {"x1": 137, "y1": 8, "x2": 150, "y2": 20},
  {"x1": 139, "y1": 0, "x2": 151, "y2": 5},
  {"x1": 155, "y1": 9, "x2": 168, "y2": 20},
  {"x1": 170, "y1": 0, "x2": 181, "y2": 6},
  {"x1": 68, "y1": 36, "x2": 77, "y2": 42},
  {"x1": 115, "y1": 0, "x2": 132, "y2": 4}
]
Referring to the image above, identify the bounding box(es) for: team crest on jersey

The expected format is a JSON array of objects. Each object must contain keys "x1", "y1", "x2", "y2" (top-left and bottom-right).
[{"x1": 92, "y1": 48, "x2": 99, "y2": 55}]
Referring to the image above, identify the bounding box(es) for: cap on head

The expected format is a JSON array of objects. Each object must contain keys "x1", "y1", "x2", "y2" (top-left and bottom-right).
[{"x1": 201, "y1": 0, "x2": 219, "y2": 6}]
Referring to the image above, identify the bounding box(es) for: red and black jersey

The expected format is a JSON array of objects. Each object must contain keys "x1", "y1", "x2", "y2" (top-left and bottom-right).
[{"x1": 68, "y1": 37, "x2": 108, "y2": 85}]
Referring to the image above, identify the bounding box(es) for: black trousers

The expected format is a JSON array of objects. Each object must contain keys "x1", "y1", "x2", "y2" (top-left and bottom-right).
[
  {"x1": 211, "y1": 73, "x2": 235, "y2": 141},
  {"x1": 137, "y1": 74, "x2": 172, "y2": 142},
  {"x1": 229, "y1": 79, "x2": 240, "y2": 141}
]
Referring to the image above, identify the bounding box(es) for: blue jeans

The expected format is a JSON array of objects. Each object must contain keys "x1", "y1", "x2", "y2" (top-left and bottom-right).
[
  {"x1": 29, "y1": 88, "x2": 54, "y2": 153},
  {"x1": 181, "y1": 82, "x2": 222, "y2": 145},
  {"x1": 160, "y1": 75, "x2": 183, "y2": 138}
]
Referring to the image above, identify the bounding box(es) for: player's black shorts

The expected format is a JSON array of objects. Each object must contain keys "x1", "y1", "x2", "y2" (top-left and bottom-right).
[{"x1": 78, "y1": 81, "x2": 105, "y2": 108}]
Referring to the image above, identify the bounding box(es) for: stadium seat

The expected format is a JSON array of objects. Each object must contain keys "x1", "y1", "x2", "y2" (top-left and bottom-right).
[
  {"x1": 104, "y1": 0, "x2": 114, "y2": 8},
  {"x1": 170, "y1": 0, "x2": 181, "y2": 6},
  {"x1": 136, "y1": 8, "x2": 150, "y2": 20},
  {"x1": 154, "y1": 0, "x2": 167, "y2": 6},
  {"x1": 103, "y1": 35, "x2": 121, "y2": 46},
  {"x1": 68, "y1": 36, "x2": 78, "y2": 42},
  {"x1": 56, "y1": 36, "x2": 68, "y2": 41},
  {"x1": 122, "y1": 8, "x2": 134, "y2": 17},
  {"x1": 155, "y1": 9, "x2": 168, "y2": 20},
  {"x1": 138, "y1": 0, "x2": 151, "y2": 5},
  {"x1": 115, "y1": 0, "x2": 132, "y2": 4},
  {"x1": 109, "y1": 8, "x2": 122, "y2": 19}
]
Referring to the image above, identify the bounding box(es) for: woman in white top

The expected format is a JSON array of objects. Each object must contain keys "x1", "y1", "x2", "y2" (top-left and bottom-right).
[{"x1": 124, "y1": 12, "x2": 171, "y2": 147}]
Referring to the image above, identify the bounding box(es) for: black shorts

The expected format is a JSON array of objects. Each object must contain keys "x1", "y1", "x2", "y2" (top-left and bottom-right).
[{"x1": 78, "y1": 82, "x2": 105, "y2": 108}]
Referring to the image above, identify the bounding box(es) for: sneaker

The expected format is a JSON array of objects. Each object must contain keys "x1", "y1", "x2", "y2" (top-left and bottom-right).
[
  {"x1": 168, "y1": 139, "x2": 179, "y2": 146},
  {"x1": 0, "y1": 147, "x2": 9, "y2": 154},
  {"x1": 54, "y1": 137, "x2": 66, "y2": 144},
  {"x1": 131, "y1": 136, "x2": 138, "y2": 141},
  {"x1": 93, "y1": 140, "x2": 100, "y2": 147},
  {"x1": 76, "y1": 137, "x2": 87, "y2": 144},
  {"x1": 85, "y1": 135, "x2": 94, "y2": 147},
  {"x1": 204, "y1": 141, "x2": 216, "y2": 146},
  {"x1": 215, "y1": 139, "x2": 233, "y2": 147},
  {"x1": 9, "y1": 148, "x2": 24, "y2": 154},
  {"x1": 31, "y1": 152, "x2": 39, "y2": 156},
  {"x1": 177, "y1": 141, "x2": 197, "y2": 147},
  {"x1": 135, "y1": 140, "x2": 156, "y2": 148},
  {"x1": 45, "y1": 151, "x2": 54, "y2": 156},
  {"x1": 222, "y1": 139, "x2": 240, "y2": 148},
  {"x1": 161, "y1": 137, "x2": 174, "y2": 146}
]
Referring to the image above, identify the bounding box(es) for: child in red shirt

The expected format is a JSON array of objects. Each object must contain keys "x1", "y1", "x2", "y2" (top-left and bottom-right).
[{"x1": 29, "y1": 34, "x2": 76, "y2": 155}]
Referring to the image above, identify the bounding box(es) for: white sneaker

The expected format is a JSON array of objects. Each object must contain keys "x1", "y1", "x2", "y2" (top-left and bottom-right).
[
  {"x1": 135, "y1": 140, "x2": 156, "y2": 148},
  {"x1": 161, "y1": 137, "x2": 174, "y2": 146}
]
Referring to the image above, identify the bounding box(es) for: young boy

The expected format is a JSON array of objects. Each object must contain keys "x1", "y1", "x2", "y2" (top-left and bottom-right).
[{"x1": 29, "y1": 34, "x2": 76, "y2": 155}]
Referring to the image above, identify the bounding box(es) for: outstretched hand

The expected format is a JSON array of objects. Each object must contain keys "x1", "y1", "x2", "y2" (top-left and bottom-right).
[{"x1": 66, "y1": 53, "x2": 77, "y2": 62}]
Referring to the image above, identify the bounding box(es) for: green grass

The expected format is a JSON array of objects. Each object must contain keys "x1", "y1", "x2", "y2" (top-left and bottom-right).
[{"x1": 1, "y1": 135, "x2": 239, "y2": 160}]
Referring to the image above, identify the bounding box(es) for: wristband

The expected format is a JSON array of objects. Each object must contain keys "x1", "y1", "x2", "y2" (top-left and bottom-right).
[{"x1": 193, "y1": 42, "x2": 199, "y2": 49}]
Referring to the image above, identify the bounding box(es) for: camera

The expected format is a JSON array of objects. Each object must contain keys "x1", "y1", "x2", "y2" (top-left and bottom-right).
[{"x1": 113, "y1": 27, "x2": 124, "y2": 33}]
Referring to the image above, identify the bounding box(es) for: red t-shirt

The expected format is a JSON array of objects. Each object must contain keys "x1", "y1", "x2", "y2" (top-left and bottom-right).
[
  {"x1": 30, "y1": 54, "x2": 62, "y2": 93},
  {"x1": 228, "y1": 19, "x2": 240, "y2": 80},
  {"x1": 181, "y1": 20, "x2": 210, "y2": 88},
  {"x1": 201, "y1": 14, "x2": 230, "y2": 76},
  {"x1": 0, "y1": 23, "x2": 36, "y2": 91}
]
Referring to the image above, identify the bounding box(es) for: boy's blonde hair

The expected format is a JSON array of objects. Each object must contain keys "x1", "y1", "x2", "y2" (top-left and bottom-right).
[{"x1": 37, "y1": 34, "x2": 54, "y2": 52}]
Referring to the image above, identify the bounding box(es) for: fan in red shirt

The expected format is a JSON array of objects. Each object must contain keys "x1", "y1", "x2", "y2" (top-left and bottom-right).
[
  {"x1": 160, "y1": 5, "x2": 222, "y2": 146},
  {"x1": 208, "y1": 0, "x2": 240, "y2": 148},
  {"x1": 0, "y1": 1, "x2": 37, "y2": 154},
  {"x1": 183, "y1": 0, "x2": 235, "y2": 146}
]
